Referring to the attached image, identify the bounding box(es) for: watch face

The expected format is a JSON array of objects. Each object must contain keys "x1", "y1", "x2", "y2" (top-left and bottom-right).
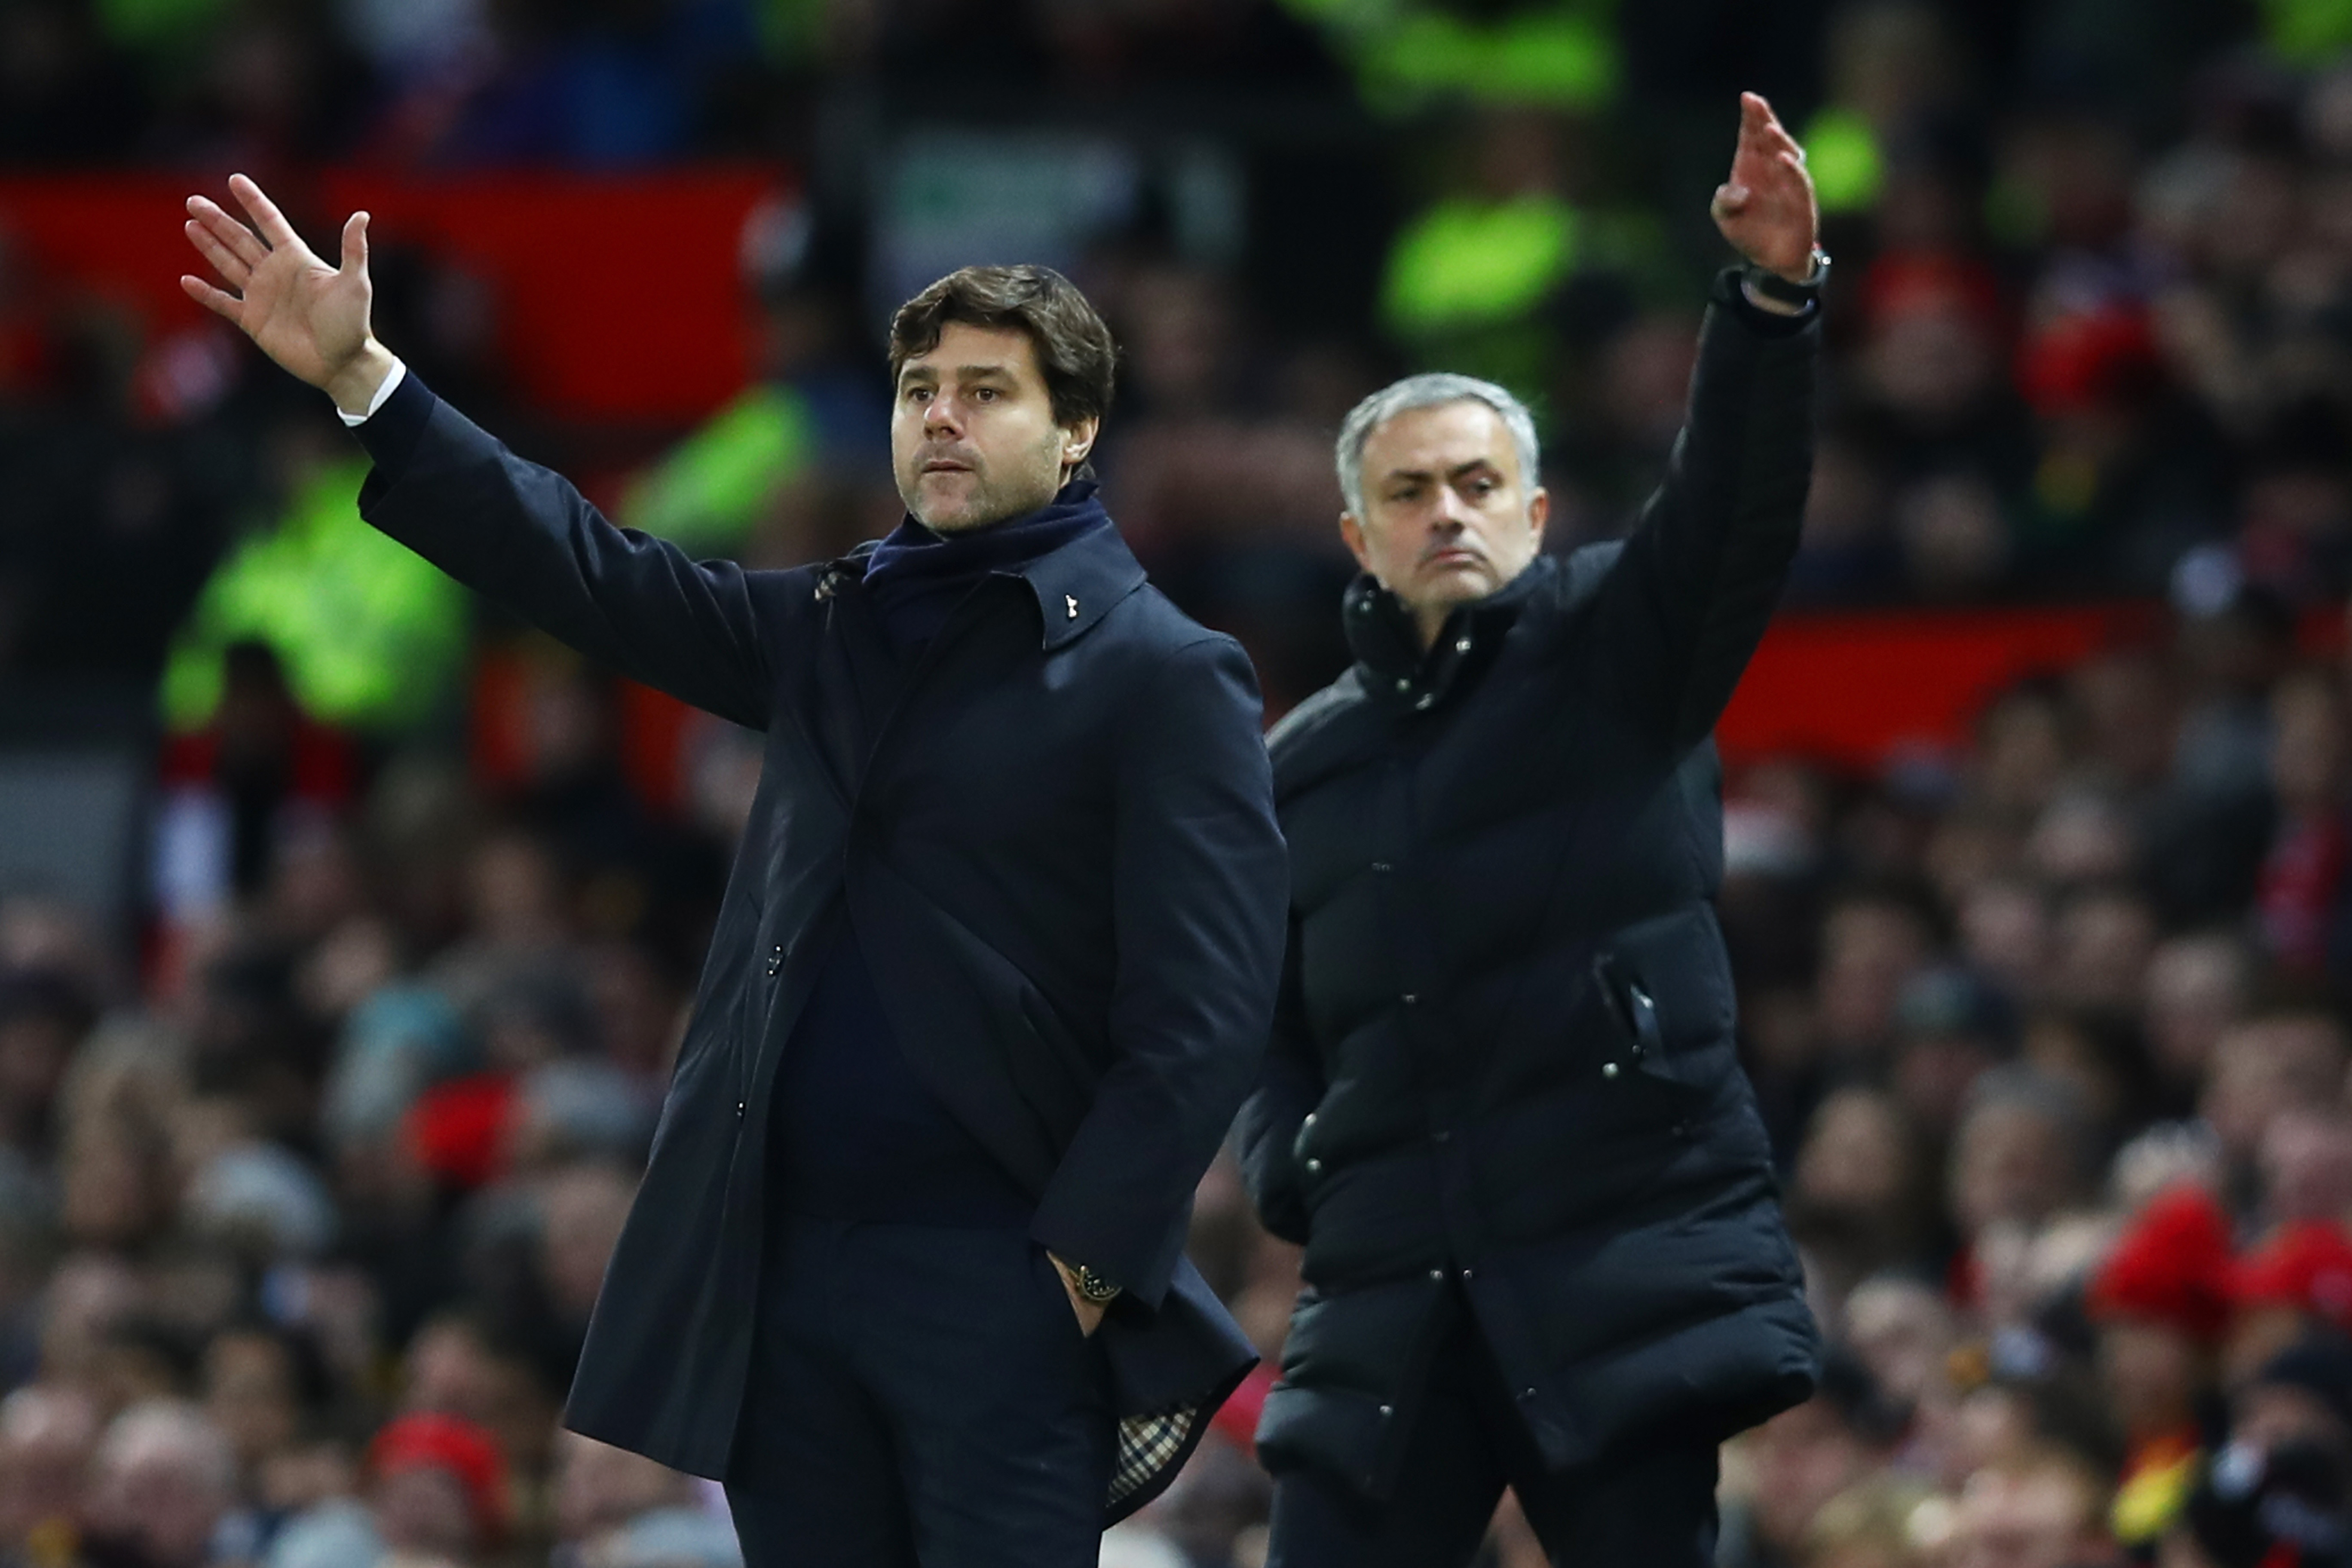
[{"x1": 1078, "y1": 1268, "x2": 1119, "y2": 1303}]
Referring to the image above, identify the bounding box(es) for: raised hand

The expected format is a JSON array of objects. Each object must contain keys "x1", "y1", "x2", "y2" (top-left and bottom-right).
[
  {"x1": 1709, "y1": 92, "x2": 1819, "y2": 284},
  {"x1": 181, "y1": 174, "x2": 395, "y2": 414}
]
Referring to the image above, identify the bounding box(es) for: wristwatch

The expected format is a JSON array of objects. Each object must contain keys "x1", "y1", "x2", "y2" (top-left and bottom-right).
[
  {"x1": 1743, "y1": 246, "x2": 1831, "y2": 309},
  {"x1": 1060, "y1": 1257, "x2": 1123, "y2": 1306}
]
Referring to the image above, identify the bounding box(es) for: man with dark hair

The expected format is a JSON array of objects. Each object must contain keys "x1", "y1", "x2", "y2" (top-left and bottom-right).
[
  {"x1": 181, "y1": 181, "x2": 1287, "y2": 1565},
  {"x1": 1237, "y1": 93, "x2": 1825, "y2": 1565}
]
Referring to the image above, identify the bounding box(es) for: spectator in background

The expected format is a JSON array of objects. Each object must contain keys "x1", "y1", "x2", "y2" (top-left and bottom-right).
[
  {"x1": 80, "y1": 1400, "x2": 240, "y2": 1568},
  {"x1": 1944, "y1": 1446, "x2": 2116, "y2": 1568},
  {"x1": 2083, "y1": 1183, "x2": 2233, "y2": 1550},
  {"x1": 364, "y1": 1411, "x2": 504, "y2": 1568},
  {"x1": 0, "y1": 1384, "x2": 99, "y2": 1565}
]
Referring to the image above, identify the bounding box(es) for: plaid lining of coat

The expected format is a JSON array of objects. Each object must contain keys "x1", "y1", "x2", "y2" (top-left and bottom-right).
[{"x1": 1109, "y1": 1406, "x2": 1198, "y2": 1508}]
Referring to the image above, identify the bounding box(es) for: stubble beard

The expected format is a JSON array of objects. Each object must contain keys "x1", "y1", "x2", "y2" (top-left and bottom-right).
[{"x1": 902, "y1": 437, "x2": 1066, "y2": 534}]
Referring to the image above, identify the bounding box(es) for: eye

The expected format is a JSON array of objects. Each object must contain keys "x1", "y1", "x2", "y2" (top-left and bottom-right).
[
  {"x1": 973, "y1": 386, "x2": 999, "y2": 402},
  {"x1": 902, "y1": 383, "x2": 931, "y2": 403}
]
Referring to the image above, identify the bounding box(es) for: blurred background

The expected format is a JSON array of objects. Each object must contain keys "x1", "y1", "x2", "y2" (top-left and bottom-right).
[{"x1": 9, "y1": 0, "x2": 2352, "y2": 1565}]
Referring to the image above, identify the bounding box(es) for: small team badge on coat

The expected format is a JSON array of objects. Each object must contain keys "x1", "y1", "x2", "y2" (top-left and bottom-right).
[{"x1": 1066, "y1": 594, "x2": 1080, "y2": 619}]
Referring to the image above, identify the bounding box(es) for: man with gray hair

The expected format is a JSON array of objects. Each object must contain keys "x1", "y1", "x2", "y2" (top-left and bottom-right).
[
  {"x1": 1237, "y1": 93, "x2": 1825, "y2": 1565},
  {"x1": 81, "y1": 1400, "x2": 241, "y2": 1568}
]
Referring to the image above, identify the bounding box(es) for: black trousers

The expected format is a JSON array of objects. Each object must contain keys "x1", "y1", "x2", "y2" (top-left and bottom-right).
[
  {"x1": 724, "y1": 1217, "x2": 1114, "y2": 1567},
  {"x1": 1265, "y1": 1291, "x2": 1721, "y2": 1568}
]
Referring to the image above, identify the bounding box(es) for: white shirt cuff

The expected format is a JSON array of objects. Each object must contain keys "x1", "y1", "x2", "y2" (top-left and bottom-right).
[{"x1": 337, "y1": 357, "x2": 408, "y2": 426}]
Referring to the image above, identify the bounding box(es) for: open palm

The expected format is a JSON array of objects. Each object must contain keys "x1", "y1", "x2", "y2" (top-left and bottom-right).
[
  {"x1": 1710, "y1": 92, "x2": 1819, "y2": 282},
  {"x1": 181, "y1": 174, "x2": 377, "y2": 395}
]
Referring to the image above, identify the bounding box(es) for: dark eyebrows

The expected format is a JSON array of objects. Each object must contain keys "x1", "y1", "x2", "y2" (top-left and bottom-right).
[
  {"x1": 896, "y1": 360, "x2": 1018, "y2": 391},
  {"x1": 1378, "y1": 457, "x2": 1504, "y2": 490}
]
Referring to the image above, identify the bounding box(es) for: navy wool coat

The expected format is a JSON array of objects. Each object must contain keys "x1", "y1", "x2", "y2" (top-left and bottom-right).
[
  {"x1": 1237, "y1": 277, "x2": 1825, "y2": 1500},
  {"x1": 349, "y1": 372, "x2": 1289, "y2": 1520}
]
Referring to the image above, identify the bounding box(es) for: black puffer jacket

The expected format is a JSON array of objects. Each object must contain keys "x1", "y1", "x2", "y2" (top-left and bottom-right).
[{"x1": 1237, "y1": 275, "x2": 1824, "y2": 1500}]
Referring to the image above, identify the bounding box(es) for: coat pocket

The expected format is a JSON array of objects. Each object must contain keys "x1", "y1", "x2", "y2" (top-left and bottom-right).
[{"x1": 1590, "y1": 949, "x2": 1711, "y2": 1094}]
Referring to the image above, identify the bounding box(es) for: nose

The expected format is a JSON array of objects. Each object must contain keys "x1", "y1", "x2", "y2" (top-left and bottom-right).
[
  {"x1": 922, "y1": 392, "x2": 961, "y2": 439},
  {"x1": 1431, "y1": 483, "x2": 1472, "y2": 530}
]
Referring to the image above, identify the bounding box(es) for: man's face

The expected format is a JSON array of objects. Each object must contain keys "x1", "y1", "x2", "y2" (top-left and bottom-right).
[
  {"x1": 891, "y1": 322, "x2": 1095, "y2": 533},
  {"x1": 1342, "y1": 400, "x2": 1547, "y2": 643}
]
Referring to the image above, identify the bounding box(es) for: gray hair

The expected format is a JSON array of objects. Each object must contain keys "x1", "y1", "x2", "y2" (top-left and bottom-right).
[
  {"x1": 1335, "y1": 372, "x2": 1542, "y2": 518},
  {"x1": 96, "y1": 1400, "x2": 236, "y2": 1497}
]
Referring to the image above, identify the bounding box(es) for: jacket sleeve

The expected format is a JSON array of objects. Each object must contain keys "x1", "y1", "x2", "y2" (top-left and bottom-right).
[
  {"x1": 1234, "y1": 919, "x2": 1321, "y2": 1246},
  {"x1": 1579, "y1": 272, "x2": 1817, "y2": 753},
  {"x1": 1029, "y1": 634, "x2": 1290, "y2": 1309},
  {"x1": 351, "y1": 370, "x2": 774, "y2": 731}
]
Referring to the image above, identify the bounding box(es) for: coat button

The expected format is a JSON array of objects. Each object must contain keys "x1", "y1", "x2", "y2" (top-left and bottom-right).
[
  {"x1": 1305, "y1": 1158, "x2": 1323, "y2": 1174},
  {"x1": 1401, "y1": 993, "x2": 1419, "y2": 1007},
  {"x1": 1414, "y1": 694, "x2": 1435, "y2": 710},
  {"x1": 1454, "y1": 636, "x2": 1471, "y2": 654},
  {"x1": 1378, "y1": 1404, "x2": 1394, "y2": 1418},
  {"x1": 1602, "y1": 1062, "x2": 1620, "y2": 1079},
  {"x1": 1370, "y1": 861, "x2": 1392, "y2": 873},
  {"x1": 735, "y1": 1102, "x2": 745, "y2": 1117},
  {"x1": 1393, "y1": 677, "x2": 1411, "y2": 693},
  {"x1": 1519, "y1": 1387, "x2": 1537, "y2": 1401},
  {"x1": 1429, "y1": 1268, "x2": 1445, "y2": 1281},
  {"x1": 1303, "y1": 1112, "x2": 1317, "y2": 1129},
  {"x1": 1461, "y1": 1267, "x2": 1474, "y2": 1281}
]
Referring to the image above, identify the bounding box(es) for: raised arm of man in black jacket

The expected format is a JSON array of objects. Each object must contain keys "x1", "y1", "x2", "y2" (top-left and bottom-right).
[
  {"x1": 1580, "y1": 91, "x2": 1821, "y2": 755},
  {"x1": 180, "y1": 174, "x2": 777, "y2": 732}
]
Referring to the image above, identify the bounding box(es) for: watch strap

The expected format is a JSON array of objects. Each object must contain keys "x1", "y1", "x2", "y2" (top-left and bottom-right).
[{"x1": 1743, "y1": 247, "x2": 1830, "y2": 308}]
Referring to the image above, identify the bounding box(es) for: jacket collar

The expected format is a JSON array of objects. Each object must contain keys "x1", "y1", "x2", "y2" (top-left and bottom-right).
[
  {"x1": 1344, "y1": 555, "x2": 1555, "y2": 712},
  {"x1": 1014, "y1": 505, "x2": 1150, "y2": 650},
  {"x1": 820, "y1": 481, "x2": 1148, "y2": 650}
]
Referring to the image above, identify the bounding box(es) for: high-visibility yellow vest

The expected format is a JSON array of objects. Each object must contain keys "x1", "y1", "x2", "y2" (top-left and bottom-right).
[
  {"x1": 162, "y1": 458, "x2": 467, "y2": 732},
  {"x1": 621, "y1": 383, "x2": 816, "y2": 556},
  {"x1": 1282, "y1": 0, "x2": 1619, "y2": 112}
]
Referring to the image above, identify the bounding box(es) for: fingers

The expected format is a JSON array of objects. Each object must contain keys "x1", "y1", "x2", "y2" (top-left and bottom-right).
[
  {"x1": 1737, "y1": 90, "x2": 1806, "y2": 163},
  {"x1": 339, "y1": 211, "x2": 369, "y2": 279},
  {"x1": 227, "y1": 172, "x2": 304, "y2": 254},
  {"x1": 179, "y1": 273, "x2": 244, "y2": 326},
  {"x1": 186, "y1": 195, "x2": 269, "y2": 271},
  {"x1": 182, "y1": 217, "x2": 250, "y2": 288}
]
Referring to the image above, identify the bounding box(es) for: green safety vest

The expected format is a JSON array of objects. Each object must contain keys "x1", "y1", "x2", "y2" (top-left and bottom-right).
[
  {"x1": 162, "y1": 458, "x2": 467, "y2": 732},
  {"x1": 2262, "y1": 0, "x2": 2352, "y2": 61},
  {"x1": 621, "y1": 383, "x2": 815, "y2": 557},
  {"x1": 1799, "y1": 105, "x2": 1885, "y2": 216},
  {"x1": 1382, "y1": 191, "x2": 1580, "y2": 337},
  {"x1": 1281, "y1": 0, "x2": 1618, "y2": 111}
]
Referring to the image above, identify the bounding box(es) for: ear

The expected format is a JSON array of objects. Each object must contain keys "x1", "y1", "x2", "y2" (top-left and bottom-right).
[
  {"x1": 1061, "y1": 414, "x2": 1100, "y2": 468},
  {"x1": 1526, "y1": 486, "x2": 1550, "y2": 541},
  {"x1": 1338, "y1": 512, "x2": 1375, "y2": 576}
]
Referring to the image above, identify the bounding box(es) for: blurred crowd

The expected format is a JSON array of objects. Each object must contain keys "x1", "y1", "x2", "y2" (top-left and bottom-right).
[{"x1": 18, "y1": 1, "x2": 2352, "y2": 1567}]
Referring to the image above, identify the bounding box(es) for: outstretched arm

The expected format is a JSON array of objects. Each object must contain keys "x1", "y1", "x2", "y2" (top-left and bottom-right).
[
  {"x1": 1585, "y1": 93, "x2": 1821, "y2": 753},
  {"x1": 181, "y1": 177, "x2": 775, "y2": 730}
]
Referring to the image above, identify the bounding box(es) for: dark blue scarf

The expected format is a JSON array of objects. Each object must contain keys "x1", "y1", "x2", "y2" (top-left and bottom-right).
[{"x1": 862, "y1": 480, "x2": 1112, "y2": 650}]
